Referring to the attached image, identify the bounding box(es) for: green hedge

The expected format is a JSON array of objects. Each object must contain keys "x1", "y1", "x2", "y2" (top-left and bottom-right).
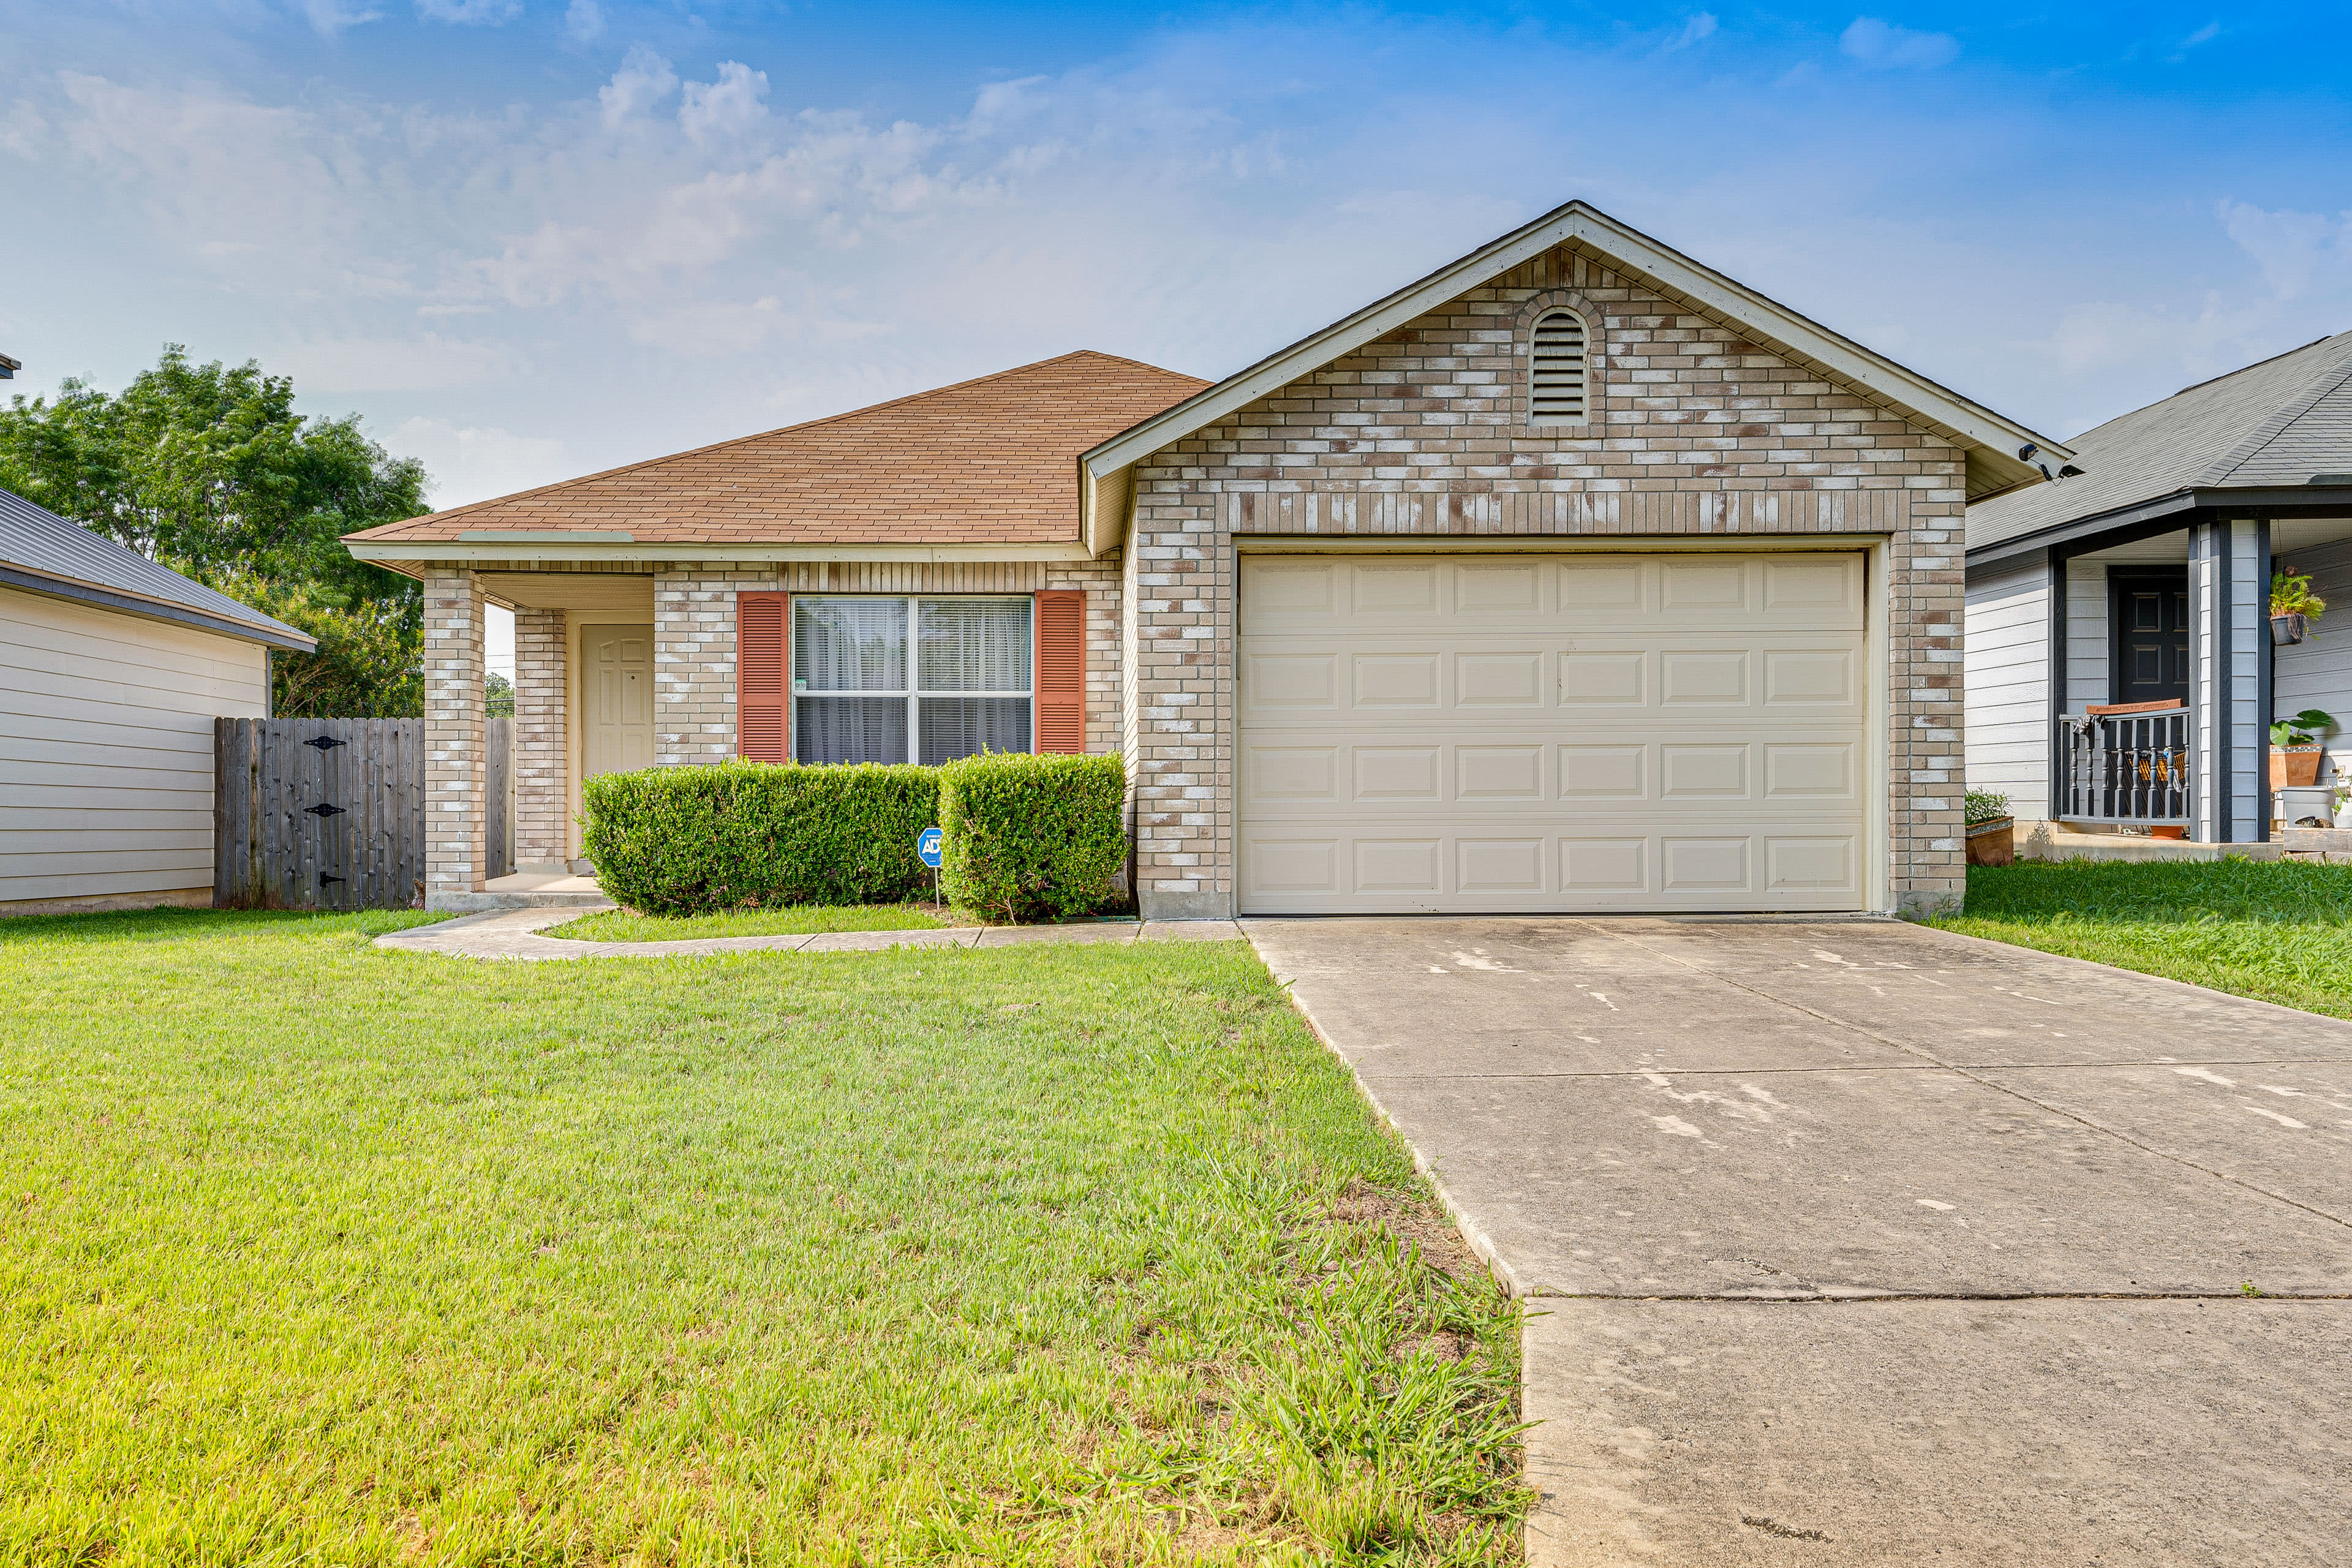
[
  {"x1": 581, "y1": 761, "x2": 938, "y2": 916},
  {"x1": 939, "y1": 752, "x2": 1127, "y2": 921}
]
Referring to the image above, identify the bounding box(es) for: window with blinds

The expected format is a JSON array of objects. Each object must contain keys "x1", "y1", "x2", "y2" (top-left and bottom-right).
[
  {"x1": 791, "y1": 596, "x2": 1033, "y2": 765},
  {"x1": 1530, "y1": 309, "x2": 1589, "y2": 423}
]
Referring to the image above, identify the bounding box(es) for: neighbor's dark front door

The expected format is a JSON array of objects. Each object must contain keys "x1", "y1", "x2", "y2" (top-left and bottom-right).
[{"x1": 2110, "y1": 567, "x2": 2190, "y2": 706}]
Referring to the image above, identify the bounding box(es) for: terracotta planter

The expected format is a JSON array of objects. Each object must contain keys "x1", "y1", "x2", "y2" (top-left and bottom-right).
[
  {"x1": 2149, "y1": 825, "x2": 2188, "y2": 840},
  {"x1": 1965, "y1": 816, "x2": 2015, "y2": 867},
  {"x1": 2271, "y1": 745, "x2": 2324, "y2": 789},
  {"x1": 2271, "y1": 613, "x2": 2309, "y2": 646}
]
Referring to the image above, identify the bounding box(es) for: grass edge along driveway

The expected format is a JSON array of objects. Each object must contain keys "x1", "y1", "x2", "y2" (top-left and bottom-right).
[
  {"x1": 1932, "y1": 857, "x2": 2352, "y2": 1020},
  {"x1": 0, "y1": 908, "x2": 1531, "y2": 1565}
]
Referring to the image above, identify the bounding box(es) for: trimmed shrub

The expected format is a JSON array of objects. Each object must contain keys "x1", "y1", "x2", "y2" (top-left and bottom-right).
[
  {"x1": 938, "y1": 752, "x2": 1126, "y2": 921},
  {"x1": 582, "y1": 761, "x2": 937, "y2": 915}
]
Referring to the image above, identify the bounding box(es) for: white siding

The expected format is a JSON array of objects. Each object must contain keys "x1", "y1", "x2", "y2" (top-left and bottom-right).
[
  {"x1": 1964, "y1": 557, "x2": 2050, "y2": 820},
  {"x1": 2065, "y1": 557, "x2": 2108, "y2": 715},
  {"x1": 2229, "y1": 519, "x2": 2264, "y2": 834},
  {"x1": 0, "y1": 585, "x2": 268, "y2": 908},
  {"x1": 2272, "y1": 535, "x2": 2352, "y2": 786}
]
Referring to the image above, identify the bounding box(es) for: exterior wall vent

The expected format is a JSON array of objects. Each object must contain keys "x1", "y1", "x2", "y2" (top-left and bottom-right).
[{"x1": 1530, "y1": 309, "x2": 1589, "y2": 424}]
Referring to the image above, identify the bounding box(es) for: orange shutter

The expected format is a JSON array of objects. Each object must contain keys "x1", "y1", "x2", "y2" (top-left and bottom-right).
[
  {"x1": 1034, "y1": 589, "x2": 1085, "y2": 753},
  {"x1": 737, "y1": 592, "x2": 790, "y2": 762}
]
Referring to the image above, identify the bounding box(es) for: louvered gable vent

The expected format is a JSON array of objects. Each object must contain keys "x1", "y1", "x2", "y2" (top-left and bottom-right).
[{"x1": 1530, "y1": 309, "x2": 1588, "y2": 423}]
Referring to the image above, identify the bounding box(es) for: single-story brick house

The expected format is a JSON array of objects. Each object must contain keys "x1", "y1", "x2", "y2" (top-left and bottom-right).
[{"x1": 344, "y1": 199, "x2": 2068, "y2": 919}]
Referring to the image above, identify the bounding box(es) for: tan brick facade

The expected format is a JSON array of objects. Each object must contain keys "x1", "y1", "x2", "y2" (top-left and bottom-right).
[
  {"x1": 651, "y1": 559, "x2": 1125, "y2": 765},
  {"x1": 1123, "y1": 244, "x2": 1967, "y2": 918},
  {"x1": 422, "y1": 568, "x2": 486, "y2": 898},
  {"x1": 513, "y1": 607, "x2": 568, "y2": 869}
]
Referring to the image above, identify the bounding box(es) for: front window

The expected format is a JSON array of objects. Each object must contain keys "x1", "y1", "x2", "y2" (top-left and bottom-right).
[{"x1": 793, "y1": 595, "x2": 1033, "y2": 764}]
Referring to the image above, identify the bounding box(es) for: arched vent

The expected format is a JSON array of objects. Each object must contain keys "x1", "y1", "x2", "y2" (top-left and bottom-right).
[{"x1": 1530, "y1": 310, "x2": 1589, "y2": 423}]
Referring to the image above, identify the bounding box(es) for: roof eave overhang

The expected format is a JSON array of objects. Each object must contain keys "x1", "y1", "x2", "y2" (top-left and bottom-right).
[
  {"x1": 345, "y1": 538, "x2": 1099, "y2": 567},
  {"x1": 1966, "y1": 486, "x2": 2352, "y2": 573},
  {"x1": 1079, "y1": 200, "x2": 2070, "y2": 506},
  {"x1": 1966, "y1": 484, "x2": 2352, "y2": 568},
  {"x1": 0, "y1": 563, "x2": 316, "y2": 651}
]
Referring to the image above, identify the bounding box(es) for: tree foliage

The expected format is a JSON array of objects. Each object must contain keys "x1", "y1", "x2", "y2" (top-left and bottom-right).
[{"x1": 0, "y1": 346, "x2": 432, "y2": 716}]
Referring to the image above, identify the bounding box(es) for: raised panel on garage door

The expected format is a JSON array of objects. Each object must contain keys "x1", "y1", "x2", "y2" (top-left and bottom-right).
[{"x1": 1237, "y1": 552, "x2": 1871, "y2": 915}]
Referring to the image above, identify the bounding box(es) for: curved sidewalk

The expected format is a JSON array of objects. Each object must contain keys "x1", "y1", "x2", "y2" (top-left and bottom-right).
[{"x1": 374, "y1": 905, "x2": 1245, "y2": 960}]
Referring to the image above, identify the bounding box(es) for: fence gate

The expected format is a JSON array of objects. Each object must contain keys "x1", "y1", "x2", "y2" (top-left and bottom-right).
[{"x1": 214, "y1": 717, "x2": 513, "y2": 910}]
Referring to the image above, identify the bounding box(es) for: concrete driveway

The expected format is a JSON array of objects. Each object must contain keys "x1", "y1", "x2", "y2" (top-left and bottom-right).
[{"x1": 1243, "y1": 916, "x2": 2352, "y2": 1566}]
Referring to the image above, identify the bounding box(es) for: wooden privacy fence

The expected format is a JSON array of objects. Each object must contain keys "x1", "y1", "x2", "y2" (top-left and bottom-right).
[{"x1": 214, "y1": 717, "x2": 512, "y2": 911}]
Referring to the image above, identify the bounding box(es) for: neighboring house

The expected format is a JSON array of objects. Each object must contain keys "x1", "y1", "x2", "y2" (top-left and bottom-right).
[
  {"x1": 345, "y1": 198, "x2": 2067, "y2": 919},
  {"x1": 1965, "y1": 331, "x2": 2352, "y2": 843},
  {"x1": 2, "y1": 487, "x2": 314, "y2": 914}
]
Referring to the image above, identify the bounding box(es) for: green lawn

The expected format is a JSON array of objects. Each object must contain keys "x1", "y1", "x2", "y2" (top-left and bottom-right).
[
  {"x1": 545, "y1": 903, "x2": 949, "y2": 941},
  {"x1": 1935, "y1": 858, "x2": 2352, "y2": 1018},
  {"x1": 0, "y1": 908, "x2": 1526, "y2": 1564}
]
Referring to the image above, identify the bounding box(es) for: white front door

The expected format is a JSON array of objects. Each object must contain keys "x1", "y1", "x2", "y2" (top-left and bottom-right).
[
  {"x1": 1236, "y1": 552, "x2": 1873, "y2": 914},
  {"x1": 581, "y1": 623, "x2": 654, "y2": 782}
]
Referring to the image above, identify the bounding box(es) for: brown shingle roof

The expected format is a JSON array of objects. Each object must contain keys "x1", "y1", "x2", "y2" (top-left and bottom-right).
[{"x1": 345, "y1": 351, "x2": 1208, "y2": 547}]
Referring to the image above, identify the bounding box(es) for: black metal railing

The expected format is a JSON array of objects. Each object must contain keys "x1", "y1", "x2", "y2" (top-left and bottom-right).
[{"x1": 2060, "y1": 709, "x2": 2192, "y2": 824}]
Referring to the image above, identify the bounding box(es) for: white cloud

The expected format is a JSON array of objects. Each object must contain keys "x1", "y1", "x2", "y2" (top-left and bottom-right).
[
  {"x1": 2179, "y1": 21, "x2": 2221, "y2": 48},
  {"x1": 564, "y1": 0, "x2": 603, "y2": 43},
  {"x1": 1668, "y1": 13, "x2": 1719, "y2": 50},
  {"x1": 415, "y1": 0, "x2": 520, "y2": 23},
  {"x1": 1839, "y1": 17, "x2": 1959, "y2": 70},
  {"x1": 274, "y1": 334, "x2": 514, "y2": 391},
  {"x1": 2220, "y1": 198, "x2": 2352, "y2": 302},
  {"x1": 387, "y1": 417, "x2": 571, "y2": 508},
  {"x1": 291, "y1": 0, "x2": 381, "y2": 33},
  {"x1": 598, "y1": 44, "x2": 677, "y2": 130},
  {"x1": 0, "y1": 100, "x2": 46, "y2": 157},
  {"x1": 679, "y1": 62, "x2": 771, "y2": 148}
]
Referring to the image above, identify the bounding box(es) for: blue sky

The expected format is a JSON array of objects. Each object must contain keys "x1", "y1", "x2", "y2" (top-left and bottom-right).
[{"x1": 5, "y1": 0, "x2": 2351, "y2": 521}]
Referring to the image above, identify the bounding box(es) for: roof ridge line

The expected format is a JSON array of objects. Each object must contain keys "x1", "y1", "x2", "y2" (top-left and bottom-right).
[
  {"x1": 1079, "y1": 198, "x2": 2065, "y2": 499},
  {"x1": 2196, "y1": 337, "x2": 2352, "y2": 487},
  {"x1": 350, "y1": 349, "x2": 1161, "y2": 538}
]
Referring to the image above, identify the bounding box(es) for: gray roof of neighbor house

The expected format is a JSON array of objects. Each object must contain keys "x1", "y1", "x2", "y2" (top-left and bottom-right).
[
  {"x1": 0, "y1": 486, "x2": 316, "y2": 650},
  {"x1": 1969, "y1": 329, "x2": 2352, "y2": 554}
]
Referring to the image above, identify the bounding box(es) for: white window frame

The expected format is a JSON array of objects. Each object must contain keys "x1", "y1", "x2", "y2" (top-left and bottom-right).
[{"x1": 791, "y1": 594, "x2": 1035, "y2": 764}]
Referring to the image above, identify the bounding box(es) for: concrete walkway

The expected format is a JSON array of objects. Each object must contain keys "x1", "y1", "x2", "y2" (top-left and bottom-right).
[
  {"x1": 1243, "y1": 915, "x2": 2352, "y2": 1566},
  {"x1": 375, "y1": 904, "x2": 1244, "y2": 959}
]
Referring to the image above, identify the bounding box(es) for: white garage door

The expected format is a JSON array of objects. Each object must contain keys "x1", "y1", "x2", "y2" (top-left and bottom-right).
[{"x1": 1237, "y1": 552, "x2": 1872, "y2": 914}]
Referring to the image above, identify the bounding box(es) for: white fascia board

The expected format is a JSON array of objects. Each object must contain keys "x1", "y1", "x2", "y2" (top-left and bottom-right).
[
  {"x1": 345, "y1": 540, "x2": 1095, "y2": 565},
  {"x1": 1081, "y1": 200, "x2": 2071, "y2": 487}
]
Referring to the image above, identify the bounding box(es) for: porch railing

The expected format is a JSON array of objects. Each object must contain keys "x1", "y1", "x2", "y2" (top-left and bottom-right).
[{"x1": 2059, "y1": 707, "x2": 2192, "y2": 824}]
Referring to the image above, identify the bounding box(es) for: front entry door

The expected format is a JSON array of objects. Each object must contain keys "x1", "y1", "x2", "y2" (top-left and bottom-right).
[
  {"x1": 581, "y1": 623, "x2": 654, "y2": 782},
  {"x1": 2109, "y1": 568, "x2": 2190, "y2": 707}
]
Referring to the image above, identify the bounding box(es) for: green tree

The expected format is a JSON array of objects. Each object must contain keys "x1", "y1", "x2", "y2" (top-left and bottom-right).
[{"x1": 0, "y1": 345, "x2": 431, "y2": 716}]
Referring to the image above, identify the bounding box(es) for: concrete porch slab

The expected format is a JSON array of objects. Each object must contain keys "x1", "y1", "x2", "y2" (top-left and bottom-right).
[{"x1": 428, "y1": 870, "x2": 612, "y2": 911}]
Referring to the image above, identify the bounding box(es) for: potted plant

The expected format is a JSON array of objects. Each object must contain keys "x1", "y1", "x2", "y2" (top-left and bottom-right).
[
  {"x1": 2270, "y1": 708, "x2": 2335, "y2": 789},
  {"x1": 2271, "y1": 566, "x2": 2326, "y2": 645},
  {"x1": 1964, "y1": 788, "x2": 2014, "y2": 867}
]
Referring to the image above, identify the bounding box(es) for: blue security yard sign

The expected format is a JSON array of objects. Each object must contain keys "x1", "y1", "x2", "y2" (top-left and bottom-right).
[{"x1": 916, "y1": 827, "x2": 943, "y2": 869}]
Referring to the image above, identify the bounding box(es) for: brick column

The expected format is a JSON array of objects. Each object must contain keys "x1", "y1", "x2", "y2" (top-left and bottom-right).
[
  {"x1": 513, "y1": 608, "x2": 568, "y2": 870},
  {"x1": 424, "y1": 569, "x2": 486, "y2": 904}
]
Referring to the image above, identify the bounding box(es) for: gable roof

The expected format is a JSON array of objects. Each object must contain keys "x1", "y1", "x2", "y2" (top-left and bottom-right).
[
  {"x1": 345, "y1": 352, "x2": 1207, "y2": 562},
  {"x1": 1967, "y1": 330, "x2": 2352, "y2": 556},
  {"x1": 0, "y1": 486, "x2": 314, "y2": 650},
  {"x1": 1077, "y1": 198, "x2": 2070, "y2": 550}
]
